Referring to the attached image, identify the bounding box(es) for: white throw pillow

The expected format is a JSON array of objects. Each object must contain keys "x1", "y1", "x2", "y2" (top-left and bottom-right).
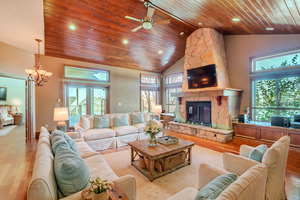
[
  {"x1": 1, "y1": 110, "x2": 7, "y2": 118},
  {"x1": 143, "y1": 112, "x2": 151, "y2": 122},
  {"x1": 79, "y1": 116, "x2": 94, "y2": 131}
]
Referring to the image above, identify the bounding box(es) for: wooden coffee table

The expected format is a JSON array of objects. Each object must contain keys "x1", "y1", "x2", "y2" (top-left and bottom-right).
[{"x1": 128, "y1": 138, "x2": 195, "y2": 182}]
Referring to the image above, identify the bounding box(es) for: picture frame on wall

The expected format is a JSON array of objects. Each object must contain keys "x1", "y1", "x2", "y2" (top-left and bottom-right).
[{"x1": 0, "y1": 87, "x2": 7, "y2": 101}]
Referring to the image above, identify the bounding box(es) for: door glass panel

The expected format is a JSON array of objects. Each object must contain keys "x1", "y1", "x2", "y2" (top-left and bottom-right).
[
  {"x1": 91, "y1": 88, "x2": 106, "y2": 115},
  {"x1": 68, "y1": 87, "x2": 87, "y2": 127},
  {"x1": 141, "y1": 90, "x2": 157, "y2": 112},
  {"x1": 141, "y1": 90, "x2": 149, "y2": 112}
]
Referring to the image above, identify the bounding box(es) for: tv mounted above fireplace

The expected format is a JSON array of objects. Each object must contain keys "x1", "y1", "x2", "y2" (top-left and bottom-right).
[{"x1": 187, "y1": 64, "x2": 217, "y2": 89}]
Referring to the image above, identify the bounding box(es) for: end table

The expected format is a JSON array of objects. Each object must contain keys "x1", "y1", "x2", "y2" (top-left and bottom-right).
[{"x1": 13, "y1": 113, "x2": 23, "y2": 125}]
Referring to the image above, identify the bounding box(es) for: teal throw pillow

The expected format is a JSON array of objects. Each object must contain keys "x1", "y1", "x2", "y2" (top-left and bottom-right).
[
  {"x1": 94, "y1": 116, "x2": 110, "y2": 129},
  {"x1": 195, "y1": 173, "x2": 237, "y2": 200},
  {"x1": 54, "y1": 145, "x2": 90, "y2": 197},
  {"x1": 114, "y1": 116, "x2": 129, "y2": 127},
  {"x1": 249, "y1": 144, "x2": 268, "y2": 162},
  {"x1": 131, "y1": 112, "x2": 145, "y2": 124},
  {"x1": 63, "y1": 132, "x2": 79, "y2": 154},
  {"x1": 51, "y1": 136, "x2": 69, "y2": 155},
  {"x1": 50, "y1": 130, "x2": 64, "y2": 144}
]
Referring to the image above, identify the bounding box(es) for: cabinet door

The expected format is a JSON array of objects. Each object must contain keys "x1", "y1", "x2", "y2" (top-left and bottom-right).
[
  {"x1": 289, "y1": 132, "x2": 300, "y2": 148},
  {"x1": 260, "y1": 129, "x2": 283, "y2": 142},
  {"x1": 234, "y1": 125, "x2": 257, "y2": 139}
]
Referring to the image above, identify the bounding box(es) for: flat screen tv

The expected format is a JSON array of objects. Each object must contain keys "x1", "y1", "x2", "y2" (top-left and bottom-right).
[
  {"x1": 187, "y1": 64, "x2": 217, "y2": 89},
  {"x1": 0, "y1": 87, "x2": 7, "y2": 101}
]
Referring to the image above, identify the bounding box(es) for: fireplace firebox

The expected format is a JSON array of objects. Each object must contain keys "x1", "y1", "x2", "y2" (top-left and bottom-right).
[{"x1": 186, "y1": 101, "x2": 211, "y2": 127}]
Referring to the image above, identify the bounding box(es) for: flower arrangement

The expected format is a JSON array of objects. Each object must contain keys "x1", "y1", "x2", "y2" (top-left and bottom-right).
[
  {"x1": 144, "y1": 121, "x2": 163, "y2": 146},
  {"x1": 90, "y1": 177, "x2": 113, "y2": 194}
]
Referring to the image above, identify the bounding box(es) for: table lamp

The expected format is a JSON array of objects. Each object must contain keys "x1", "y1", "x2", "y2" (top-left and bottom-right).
[
  {"x1": 152, "y1": 105, "x2": 162, "y2": 120},
  {"x1": 54, "y1": 107, "x2": 69, "y2": 132}
]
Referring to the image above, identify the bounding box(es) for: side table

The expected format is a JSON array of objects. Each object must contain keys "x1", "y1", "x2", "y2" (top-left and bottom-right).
[
  {"x1": 0, "y1": 119, "x2": 3, "y2": 129},
  {"x1": 13, "y1": 113, "x2": 23, "y2": 125}
]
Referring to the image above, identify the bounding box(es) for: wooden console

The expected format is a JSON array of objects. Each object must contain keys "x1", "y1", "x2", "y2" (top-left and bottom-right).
[{"x1": 233, "y1": 122, "x2": 300, "y2": 148}]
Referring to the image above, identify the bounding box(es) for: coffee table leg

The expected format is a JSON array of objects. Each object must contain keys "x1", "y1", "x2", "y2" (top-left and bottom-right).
[
  {"x1": 149, "y1": 159, "x2": 155, "y2": 182},
  {"x1": 131, "y1": 148, "x2": 134, "y2": 165},
  {"x1": 188, "y1": 147, "x2": 192, "y2": 165}
]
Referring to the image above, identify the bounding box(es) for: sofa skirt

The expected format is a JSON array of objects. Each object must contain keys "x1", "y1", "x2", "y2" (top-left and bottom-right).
[
  {"x1": 86, "y1": 137, "x2": 116, "y2": 151},
  {"x1": 116, "y1": 134, "x2": 138, "y2": 147}
]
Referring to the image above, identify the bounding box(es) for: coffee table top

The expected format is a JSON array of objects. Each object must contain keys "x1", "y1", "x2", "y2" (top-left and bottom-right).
[{"x1": 128, "y1": 138, "x2": 195, "y2": 159}]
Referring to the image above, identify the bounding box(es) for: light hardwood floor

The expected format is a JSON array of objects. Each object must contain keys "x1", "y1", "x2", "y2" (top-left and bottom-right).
[{"x1": 0, "y1": 126, "x2": 299, "y2": 199}]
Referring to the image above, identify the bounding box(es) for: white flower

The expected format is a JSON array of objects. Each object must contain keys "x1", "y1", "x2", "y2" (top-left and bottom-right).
[
  {"x1": 151, "y1": 128, "x2": 156, "y2": 133},
  {"x1": 93, "y1": 185, "x2": 97, "y2": 189}
]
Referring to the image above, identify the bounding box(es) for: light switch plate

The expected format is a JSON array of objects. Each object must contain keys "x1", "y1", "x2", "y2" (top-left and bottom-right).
[{"x1": 117, "y1": 103, "x2": 121, "y2": 106}]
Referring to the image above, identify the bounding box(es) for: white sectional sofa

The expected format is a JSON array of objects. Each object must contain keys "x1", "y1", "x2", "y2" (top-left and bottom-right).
[
  {"x1": 74, "y1": 113, "x2": 164, "y2": 151},
  {"x1": 27, "y1": 127, "x2": 137, "y2": 200}
]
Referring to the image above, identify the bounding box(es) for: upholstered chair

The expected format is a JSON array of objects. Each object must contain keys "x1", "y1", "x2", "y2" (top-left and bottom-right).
[
  {"x1": 167, "y1": 163, "x2": 268, "y2": 200},
  {"x1": 223, "y1": 136, "x2": 290, "y2": 200}
]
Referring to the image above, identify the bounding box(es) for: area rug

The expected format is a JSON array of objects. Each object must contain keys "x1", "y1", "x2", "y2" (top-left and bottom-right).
[
  {"x1": 0, "y1": 125, "x2": 17, "y2": 136},
  {"x1": 103, "y1": 145, "x2": 223, "y2": 200}
]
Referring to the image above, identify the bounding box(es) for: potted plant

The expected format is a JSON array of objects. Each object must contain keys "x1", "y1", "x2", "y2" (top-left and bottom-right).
[
  {"x1": 144, "y1": 122, "x2": 163, "y2": 146},
  {"x1": 81, "y1": 177, "x2": 114, "y2": 200}
]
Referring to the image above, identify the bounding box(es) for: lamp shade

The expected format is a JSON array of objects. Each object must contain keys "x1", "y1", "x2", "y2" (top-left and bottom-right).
[
  {"x1": 54, "y1": 107, "x2": 69, "y2": 121},
  {"x1": 152, "y1": 105, "x2": 162, "y2": 114}
]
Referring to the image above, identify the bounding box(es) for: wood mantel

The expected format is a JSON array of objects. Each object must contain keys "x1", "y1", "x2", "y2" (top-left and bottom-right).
[{"x1": 171, "y1": 88, "x2": 242, "y2": 98}]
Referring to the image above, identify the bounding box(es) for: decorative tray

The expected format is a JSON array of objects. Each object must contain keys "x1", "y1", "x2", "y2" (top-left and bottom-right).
[{"x1": 158, "y1": 136, "x2": 179, "y2": 145}]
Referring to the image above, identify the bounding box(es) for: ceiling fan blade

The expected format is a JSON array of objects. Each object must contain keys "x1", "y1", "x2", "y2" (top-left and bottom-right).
[
  {"x1": 125, "y1": 16, "x2": 141, "y2": 22},
  {"x1": 154, "y1": 19, "x2": 170, "y2": 25},
  {"x1": 132, "y1": 25, "x2": 143, "y2": 32},
  {"x1": 150, "y1": 26, "x2": 158, "y2": 35},
  {"x1": 147, "y1": 7, "x2": 155, "y2": 19}
]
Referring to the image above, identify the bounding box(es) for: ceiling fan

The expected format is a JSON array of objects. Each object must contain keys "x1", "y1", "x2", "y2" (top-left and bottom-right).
[{"x1": 125, "y1": 1, "x2": 170, "y2": 35}]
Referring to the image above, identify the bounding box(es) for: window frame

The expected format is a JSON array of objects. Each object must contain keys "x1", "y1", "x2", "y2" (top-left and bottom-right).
[
  {"x1": 140, "y1": 73, "x2": 159, "y2": 85},
  {"x1": 165, "y1": 72, "x2": 183, "y2": 86},
  {"x1": 140, "y1": 86, "x2": 159, "y2": 113},
  {"x1": 249, "y1": 47, "x2": 300, "y2": 122},
  {"x1": 165, "y1": 86, "x2": 182, "y2": 113},
  {"x1": 64, "y1": 65, "x2": 110, "y2": 83}
]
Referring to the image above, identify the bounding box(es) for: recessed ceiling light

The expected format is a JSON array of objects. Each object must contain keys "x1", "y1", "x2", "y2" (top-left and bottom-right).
[
  {"x1": 180, "y1": 32, "x2": 184, "y2": 35},
  {"x1": 266, "y1": 27, "x2": 274, "y2": 31},
  {"x1": 198, "y1": 23, "x2": 202, "y2": 25},
  {"x1": 90, "y1": 27, "x2": 93, "y2": 30},
  {"x1": 158, "y1": 51, "x2": 163, "y2": 54},
  {"x1": 232, "y1": 18, "x2": 240, "y2": 22},
  {"x1": 69, "y1": 24, "x2": 76, "y2": 30},
  {"x1": 123, "y1": 40, "x2": 128, "y2": 44}
]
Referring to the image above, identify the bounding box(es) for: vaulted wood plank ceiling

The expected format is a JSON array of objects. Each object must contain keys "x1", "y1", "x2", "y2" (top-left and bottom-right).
[
  {"x1": 43, "y1": 0, "x2": 195, "y2": 73},
  {"x1": 44, "y1": 0, "x2": 300, "y2": 73}
]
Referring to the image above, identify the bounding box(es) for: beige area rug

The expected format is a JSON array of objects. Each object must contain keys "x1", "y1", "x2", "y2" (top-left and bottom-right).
[
  {"x1": 0, "y1": 125, "x2": 17, "y2": 136},
  {"x1": 103, "y1": 145, "x2": 223, "y2": 200}
]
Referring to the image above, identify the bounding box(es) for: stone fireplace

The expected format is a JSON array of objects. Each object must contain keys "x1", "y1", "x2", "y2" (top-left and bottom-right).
[{"x1": 169, "y1": 28, "x2": 242, "y2": 143}]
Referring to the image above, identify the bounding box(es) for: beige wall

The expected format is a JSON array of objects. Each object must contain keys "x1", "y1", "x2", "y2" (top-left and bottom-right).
[
  {"x1": 161, "y1": 57, "x2": 185, "y2": 110},
  {"x1": 0, "y1": 41, "x2": 35, "y2": 77},
  {"x1": 35, "y1": 55, "x2": 161, "y2": 130},
  {"x1": 225, "y1": 34, "x2": 300, "y2": 113}
]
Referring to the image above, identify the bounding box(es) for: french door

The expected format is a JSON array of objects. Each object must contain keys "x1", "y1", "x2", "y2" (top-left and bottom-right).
[
  {"x1": 66, "y1": 84, "x2": 107, "y2": 127},
  {"x1": 141, "y1": 88, "x2": 158, "y2": 112}
]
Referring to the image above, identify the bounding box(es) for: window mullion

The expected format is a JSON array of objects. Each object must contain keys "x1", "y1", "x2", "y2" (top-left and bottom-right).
[{"x1": 276, "y1": 78, "x2": 279, "y2": 115}]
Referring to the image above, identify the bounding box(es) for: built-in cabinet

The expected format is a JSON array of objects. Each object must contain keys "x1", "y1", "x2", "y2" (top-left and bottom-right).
[{"x1": 233, "y1": 122, "x2": 300, "y2": 148}]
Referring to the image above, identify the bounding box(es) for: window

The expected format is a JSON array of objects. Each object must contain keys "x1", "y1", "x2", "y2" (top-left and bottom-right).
[
  {"x1": 166, "y1": 73, "x2": 183, "y2": 85},
  {"x1": 140, "y1": 74, "x2": 159, "y2": 85},
  {"x1": 166, "y1": 87, "x2": 182, "y2": 112},
  {"x1": 65, "y1": 66, "x2": 109, "y2": 82},
  {"x1": 141, "y1": 87, "x2": 158, "y2": 112},
  {"x1": 250, "y1": 48, "x2": 300, "y2": 122}
]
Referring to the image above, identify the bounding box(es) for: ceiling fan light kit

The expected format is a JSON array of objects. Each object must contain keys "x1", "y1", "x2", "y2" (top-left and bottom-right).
[{"x1": 125, "y1": 1, "x2": 170, "y2": 35}]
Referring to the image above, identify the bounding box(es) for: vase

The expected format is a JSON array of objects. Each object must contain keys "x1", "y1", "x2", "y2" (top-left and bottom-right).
[
  {"x1": 92, "y1": 190, "x2": 109, "y2": 200},
  {"x1": 149, "y1": 135, "x2": 157, "y2": 146}
]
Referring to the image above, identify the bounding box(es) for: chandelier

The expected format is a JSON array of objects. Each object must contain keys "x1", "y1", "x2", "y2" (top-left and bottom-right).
[{"x1": 25, "y1": 39, "x2": 52, "y2": 86}]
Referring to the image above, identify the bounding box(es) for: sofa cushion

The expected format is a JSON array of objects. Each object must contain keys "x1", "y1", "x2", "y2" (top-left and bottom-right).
[
  {"x1": 51, "y1": 136, "x2": 70, "y2": 155},
  {"x1": 84, "y1": 128, "x2": 116, "y2": 141},
  {"x1": 76, "y1": 140, "x2": 95, "y2": 154},
  {"x1": 94, "y1": 116, "x2": 110, "y2": 129},
  {"x1": 83, "y1": 154, "x2": 118, "y2": 181},
  {"x1": 110, "y1": 126, "x2": 138, "y2": 136},
  {"x1": 114, "y1": 116, "x2": 129, "y2": 127},
  {"x1": 109, "y1": 113, "x2": 131, "y2": 127},
  {"x1": 131, "y1": 112, "x2": 145, "y2": 125},
  {"x1": 4, "y1": 116, "x2": 13, "y2": 121},
  {"x1": 79, "y1": 115, "x2": 94, "y2": 131},
  {"x1": 262, "y1": 136, "x2": 290, "y2": 200},
  {"x1": 54, "y1": 145, "x2": 90, "y2": 197},
  {"x1": 131, "y1": 123, "x2": 146, "y2": 133},
  {"x1": 249, "y1": 144, "x2": 268, "y2": 162},
  {"x1": 195, "y1": 173, "x2": 237, "y2": 200}
]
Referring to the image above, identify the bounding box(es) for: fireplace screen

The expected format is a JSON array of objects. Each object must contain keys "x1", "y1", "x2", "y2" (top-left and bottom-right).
[{"x1": 186, "y1": 101, "x2": 211, "y2": 126}]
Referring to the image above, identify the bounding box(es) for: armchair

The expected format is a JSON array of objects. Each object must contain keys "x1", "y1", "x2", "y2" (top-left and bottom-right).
[
  {"x1": 0, "y1": 109, "x2": 14, "y2": 126},
  {"x1": 223, "y1": 136, "x2": 290, "y2": 200},
  {"x1": 167, "y1": 163, "x2": 268, "y2": 200}
]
